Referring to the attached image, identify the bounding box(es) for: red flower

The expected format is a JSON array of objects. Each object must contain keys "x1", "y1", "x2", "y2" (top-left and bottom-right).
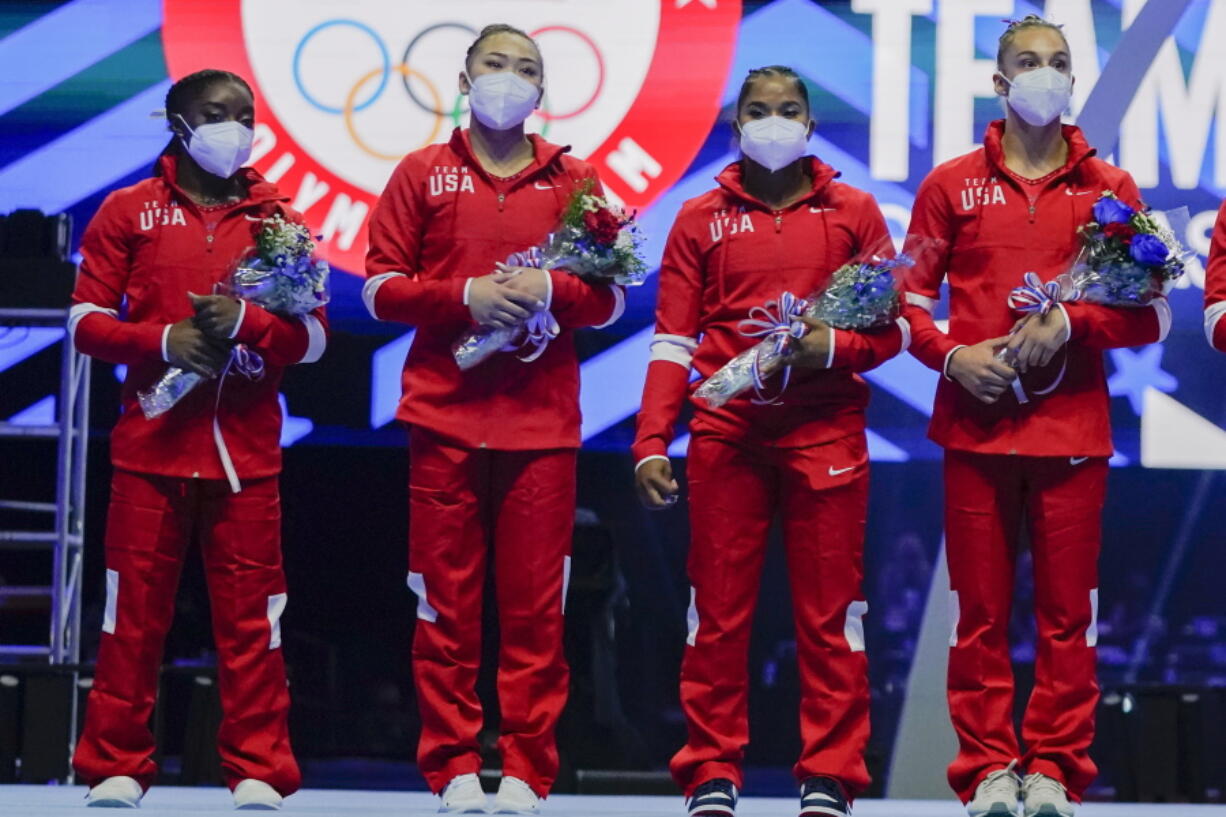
[
  {"x1": 1103, "y1": 222, "x2": 1136, "y2": 244},
  {"x1": 583, "y1": 207, "x2": 621, "y2": 245}
]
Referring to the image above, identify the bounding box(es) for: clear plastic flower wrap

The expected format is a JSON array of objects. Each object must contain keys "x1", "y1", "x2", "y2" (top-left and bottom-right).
[
  {"x1": 695, "y1": 235, "x2": 940, "y2": 409},
  {"x1": 453, "y1": 180, "x2": 646, "y2": 371},
  {"x1": 1064, "y1": 195, "x2": 1191, "y2": 306},
  {"x1": 137, "y1": 214, "x2": 331, "y2": 419},
  {"x1": 995, "y1": 197, "x2": 1192, "y2": 402},
  {"x1": 137, "y1": 369, "x2": 204, "y2": 418}
]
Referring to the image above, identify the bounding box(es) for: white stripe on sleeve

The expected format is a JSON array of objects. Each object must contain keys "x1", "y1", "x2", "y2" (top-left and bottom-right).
[
  {"x1": 361, "y1": 272, "x2": 408, "y2": 320},
  {"x1": 297, "y1": 314, "x2": 326, "y2": 363},
  {"x1": 649, "y1": 333, "x2": 697, "y2": 369}
]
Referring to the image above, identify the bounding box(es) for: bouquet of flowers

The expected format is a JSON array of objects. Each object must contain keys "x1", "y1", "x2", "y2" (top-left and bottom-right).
[
  {"x1": 137, "y1": 214, "x2": 331, "y2": 418},
  {"x1": 452, "y1": 179, "x2": 647, "y2": 371},
  {"x1": 1005, "y1": 192, "x2": 1190, "y2": 317},
  {"x1": 695, "y1": 235, "x2": 922, "y2": 409},
  {"x1": 996, "y1": 193, "x2": 1190, "y2": 402}
]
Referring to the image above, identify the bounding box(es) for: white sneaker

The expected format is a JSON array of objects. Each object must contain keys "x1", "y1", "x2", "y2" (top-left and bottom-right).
[
  {"x1": 439, "y1": 773, "x2": 488, "y2": 813},
  {"x1": 233, "y1": 779, "x2": 283, "y2": 810},
  {"x1": 1021, "y1": 773, "x2": 1075, "y2": 817},
  {"x1": 967, "y1": 761, "x2": 1021, "y2": 817},
  {"x1": 492, "y1": 776, "x2": 540, "y2": 814},
  {"x1": 86, "y1": 776, "x2": 143, "y2": 808}
]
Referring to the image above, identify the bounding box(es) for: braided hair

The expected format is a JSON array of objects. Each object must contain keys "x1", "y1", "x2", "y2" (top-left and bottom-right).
[
  {"x1": 997, "y1": 14, "x2": 1069, "y2": 68},
  {"x1": 736, "y1": 65, "x2": 810, "y2": 115}
]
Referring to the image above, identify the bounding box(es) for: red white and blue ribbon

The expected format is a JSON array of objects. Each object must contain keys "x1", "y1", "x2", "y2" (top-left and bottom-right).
[
  {"x1": 1006, "y1": 271, "x2": 1077, "y2": 316},
  {"x1": 737, "y1": 291, "x2": 809, "y2": 405},
  {"x1": 1002, "y1": 272, "x2": 1074, "y2": 404}
]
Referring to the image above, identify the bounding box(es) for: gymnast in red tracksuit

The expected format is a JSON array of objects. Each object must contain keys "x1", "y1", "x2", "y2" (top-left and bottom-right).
[
  {"x1": 1204, "y1": 200, "x2": 1226, "y2": 352},
  {"x1": 633, "y1": 66, "x2": 908, "y2": 817},
  {"x1": 69, "y1": 70, "x2": 326, "y2": 810},
  {"x1": 901, "y1": 17, "x2": 1170, "y2": 817},
  {"x1": 362, "y1": 25, "x2": 623, "y2": 815}
]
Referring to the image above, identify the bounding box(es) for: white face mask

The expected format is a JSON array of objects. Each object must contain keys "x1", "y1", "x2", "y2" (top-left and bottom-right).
[
  {"x1": 177, "y1": 116, "x2": 253, "y2": 179},
  {"x1": 465, "y1": 71, "x2": 540, "y2": 131},
  {"x1": 738, "y1": 116, "x2": 810, "y2": 173},
  {"x1": 1003, "y1": 67, "x2": 1072, "y2": 127}
]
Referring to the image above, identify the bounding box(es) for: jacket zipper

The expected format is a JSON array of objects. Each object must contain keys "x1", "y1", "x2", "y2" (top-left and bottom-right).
[
  {"x1": 497, "y1": 192, "x2": 506, "y2": 212},
  {"x1": 773, "y1": 210, "x2": 783, "y2": 233}
]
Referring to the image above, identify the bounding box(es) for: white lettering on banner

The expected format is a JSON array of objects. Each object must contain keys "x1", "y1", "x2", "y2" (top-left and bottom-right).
[
  {"x1": 1120, "y1": 0, "x2": 1226, "y2": 190},
  {"x1": 1044, "y1": 0, "x2": 1100, "y2": 117},
  {"x1": 264, "y1": 152, "x2": 296, "y2": 183},
  {"x1": 249, "y1": 122, "x2": 277, "y2": 165},
  {"x1": 292, "y1": 171, "x2": 330, "y2": 213},
  {"x1": 852, "y1": 0, "x2": 932, "y2": 182},
  {"x1": 605, "y1": 136, "x2": 662, "y2": 193},
  {"x1": 321, "y1": 193, "x2": 369, "y2": 252},
  {"x1": 934, "y1": 0, "x2": 1011, "y2": 165}
]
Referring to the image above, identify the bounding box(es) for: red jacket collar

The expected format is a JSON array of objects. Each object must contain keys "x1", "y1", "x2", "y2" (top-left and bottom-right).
[
  {"x1": 714, "y1": 156, "x2": 840, "y2": 210},
  {"x1": 447, "y1": 127, "x2": 571, "y2": 182},
  {"x1": 156, "y1": 152, "x2": 289, "y2": 209},
  {"x1": 982, "y1": 119, "x2": 1096, "y2": 178}
]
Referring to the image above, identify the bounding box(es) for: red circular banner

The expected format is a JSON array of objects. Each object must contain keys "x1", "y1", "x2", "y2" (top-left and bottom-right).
[{"x1": 161, "y1": 1, "x2": 741, "y2": 275}]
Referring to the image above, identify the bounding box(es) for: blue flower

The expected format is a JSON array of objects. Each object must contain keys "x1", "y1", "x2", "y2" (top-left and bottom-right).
[
  {"x1": 1093, "y1": 196, "x2": 1135, "y2": 225},
  {"x1": 1129, "y1": 233, "x2": 1169, "y2": 266}
]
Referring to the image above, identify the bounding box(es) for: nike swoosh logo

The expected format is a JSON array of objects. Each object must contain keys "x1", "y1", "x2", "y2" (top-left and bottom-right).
[
  {"x1": 1070, "y1": 456, "x2": 1089, "y2": 465},
  {"x1": 828, "y1": 465, "x2": 856, "y2": 476},
  {"x1": 534, "y1": 181, "x2": 558, "y2": 190},
  {"x1": 1065, "y1": 189, "x2": 1094, "y2": 196},
  {"x1": 809, "y1": 206, "x2": 837, "y2": 213},
  {"x1": 803, "y1": 792, "x2": 840, "y2": 803}
]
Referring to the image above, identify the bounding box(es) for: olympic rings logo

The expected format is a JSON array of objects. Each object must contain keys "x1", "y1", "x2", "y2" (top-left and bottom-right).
[{"x1": 291, "y1": 19, "x2": 607, "y2": 161}]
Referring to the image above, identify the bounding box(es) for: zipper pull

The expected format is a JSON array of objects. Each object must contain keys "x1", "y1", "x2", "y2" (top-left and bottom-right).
[
  {"x1": 1028, "y1": 203, "x2": 1036, "y2": 222},
  {"x1": 497, "y1": 192, "x2": 506, "y2": 212},
  {"x1": 774, "y1": 212, "x2": 783, "y2": 233}
]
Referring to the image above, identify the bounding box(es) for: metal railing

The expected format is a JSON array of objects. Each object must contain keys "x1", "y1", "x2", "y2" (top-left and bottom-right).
[{"x1": 0, "y1": 306, "x2": 90, "y2": 777}]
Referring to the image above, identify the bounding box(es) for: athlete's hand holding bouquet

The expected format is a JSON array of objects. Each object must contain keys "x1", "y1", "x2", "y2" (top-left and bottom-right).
[
  {"x1": 695, "y1": 235, "x2": 942, "y2": 408},
  {"x1": 997, "y1": 192, "x2": 1190, "y2": 382},
  {"x1": 138, "y1": 214, "x2": 331, "y2": 418},
  {"x1": 452, "y1": 180, "x2": 647, "y2": 370}
]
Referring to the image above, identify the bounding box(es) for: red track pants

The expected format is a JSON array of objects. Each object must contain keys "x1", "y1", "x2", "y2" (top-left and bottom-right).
[
  {"x1": 944, "y1": 451, "x2": 1107, "y2": 803},
  {"x1": 72, "y1": 468, "x2": 300, "y2": 794},
  {"x1": 670, "y1": 432, "x2": 872, "y2": 798},
  {"x1": 407, "y1": 428, "x2": 576, "y2": 798}
]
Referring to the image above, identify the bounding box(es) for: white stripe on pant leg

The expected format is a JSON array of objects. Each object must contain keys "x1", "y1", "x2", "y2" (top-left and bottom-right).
[
  {"x1": 948, "y1": 590, "x2": 960, "y2": 648},
  {"x1": 267, "y1": 593, "x2": 287, "y2": 650},
  {"x1": 561, "y1": 555, "x2": 572, "y2": 616},
  {"x1": 685, "y1": 587, "x2": 699, "y2": 647},
  {"x1": 843, "y1": 600, "x2": 868, "y2": 652},
  {"x1": 103, "y1": 569, "x2": 119, "y2": 634},
  {"x1": 1086, "y1": 588, "x2": 1099, "y2": 647},
  {"x1": 407, "y1": 571, "x2": 438, "y2": 623}
]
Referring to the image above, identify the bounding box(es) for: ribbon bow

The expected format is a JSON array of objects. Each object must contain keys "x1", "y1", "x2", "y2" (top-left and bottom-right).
[
  {"x1": 495, "y1": 247, "x2": 562, "y2": 362},
  {"x1": 737, "y1": 291, "x2": 809, "y2": 405},
  {"x1": 227, "y1": 344, "x2": 265, "y2": 380},
  {"x1": 514, "y1": 310, "x2": 561, "y2": 363},
  {"x1": 1007, "y1": 271, "x2": 1077, "y2": 316}
]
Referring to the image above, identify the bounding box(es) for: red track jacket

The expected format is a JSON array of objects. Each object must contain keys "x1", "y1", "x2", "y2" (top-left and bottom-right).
[
  {"x1": 902, "y1": 121, "x2": 1170, "y2": 457},
  {"x1": 631, "y1": 158, "x2": 908, "y2": 464},
  {"x1": 364, "y1": 128, "x2": 622, "y2": 451},
  {"x1": 1203, "y1": 199, "x2": 1226, "y2": 352},
  {"x1": 69, "y1": 154, "x2": 328, "y2": 483}
]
